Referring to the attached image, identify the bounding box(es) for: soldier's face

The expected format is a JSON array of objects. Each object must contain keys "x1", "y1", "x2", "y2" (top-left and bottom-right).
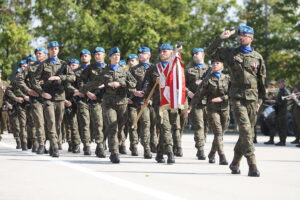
[
  {"x1": 81, "y1": 54, "x2": 91, "y2": 64},
  {"x1": 94, "y1": 52, "x2": 105, "y2": 62},
  {"x1": 48, "y1": 47, "x2": 59, "y2": 58},
  {"x1": 238, "y1": 34, "x2": 254, "y2": 46},
  {"x1": 128, "y1": 59, "x2": 139, "y2": 67},
  {"x1": 159, "y1": 50, "x2": 173, "y2": 61},
  {"x1": 21, "y1": 64, "x2": 27, "y2": 71},
  {"x1": 139, "y1": 52, "x2": 151, "y2": 62},
  {"x1": 70, "y1": 63, "x2": 79, "y2": 70},
  {"x1": 109, "y1": 53, "x2": 121, "y2": 65},
  {"x1": 193, "y1": 52, "x2": 205, "y2": 63},
  {"x1": 212, "y1": 61, "x2": 224, "y2": 72},
  {"x1": 35, "y1": 51, "x2": 47, "y2": 62}
]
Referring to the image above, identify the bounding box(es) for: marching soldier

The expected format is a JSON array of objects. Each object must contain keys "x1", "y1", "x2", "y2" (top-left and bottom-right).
[
  {"x1": 16, "y1": 48, "x2": 48, "y2": 153},
  {"x1": 79, "y1": 47, "x2": 107, "y2": 158},
  {"x1": 193, "y1": 59, "x2": 230, "y2": 165},
  {"x1": 127, "y1": 46, "x2": 153, "y2": 158},
  {"x1": 82, "y1": 47, "x2": 136, "y2": 163},
  {"x1": 185, "y1": 48, "x2": 209, "y2": 160},
  {"x1": 206, "y1": 25, "x2": 266, "y2": 177},
  {"x1": 32, "y1": 41, "x2": 75, "y2": 157},
  {"x1": 64, "y1": 58, "x2": 81, "y2": 153},
  {"x1": 72, "y1": 49, "x2": 93, "y2": 155}
]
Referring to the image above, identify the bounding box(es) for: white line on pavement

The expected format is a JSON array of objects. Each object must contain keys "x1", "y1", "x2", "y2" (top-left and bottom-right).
[{"x1": 0, "y1": 142, "x2": 187, "y2": 200}]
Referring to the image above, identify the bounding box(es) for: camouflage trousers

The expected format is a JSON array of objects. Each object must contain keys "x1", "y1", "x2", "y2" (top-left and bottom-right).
[
  {"x1": 26, "y1": 105, "x2": 36, "y2": 144},
  {"x1": 8, "y1": 109, "x2": 20, "y2": 143},
  {"x1": 231, "y1": 99, "x2": 257, "y2": 165},
  {"x1": 43, "y1": 101, "x2": 64, "y2": 149},
  {"x1": 89, "y1": 103, "x2": 105, "y2": 149},
  {"x1": 64, "y1": 106, "x2": 81, "y2": 147},
  {"x1": 127, "y1": 105, "x2": 151, "y2": 151},
  {"x1": 77, "y1": 102, "x2": 91, "y2": 147},
  {"x1": 0, "y1": 110, "x2": 9, "y2": 134},
  {"x1": 31, "y1": 101, "x2": 45, "y2": 145},
  {"x1": 207, "y1": 109, "x2": 229, "y2": 155},
  {"x1": 103, "y1": 103, "x2": 128, "y2": 153},
  {"x1": 149, "y1": 105, "x2": 159, "y2": 149},
  {"x1": 189, "y1": 104, "x2": 208, "y2": 150},
  {"x1": 155, "y1": 107, "x2": 176, "y2": 154},
  {"x1": 17, "y1": 106, "x2": 27, "y2": 144}
]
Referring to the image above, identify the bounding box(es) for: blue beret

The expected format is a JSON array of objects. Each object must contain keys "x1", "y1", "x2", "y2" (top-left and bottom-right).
[
  {"x1": 69, "y1": 58, "x2": 80, "y2": 65},
  {"x1": 119, "y1": 60, "x2": 126, "y2": 66},
  {"x1": 47, "y1": 41, "x2": 60, "y2": 48},
  {"x1": 108, "y1": 47, "x2": 121, "y2": 57},
  {"x1": 127, "y1": 54, "x2": 138, "y2": 60},
  {"x1": 159, "y1": 44, "x2": 173, "y2": 51},
  {"x1": 94, "y1": 47, "x2": 105, "y2": 54},
  {"x1": 192, "y1": 48, "x2": 204, "y2": 55},
  {"x1": 26, "y1": 56, "x2": 37, "y2": 63},
  {"x1": 19, "y1": 60, "x2": 27, "y2": 65},
  {"x1": 138, "y1": 46, "x2": 151, "y2": 53},
  {"x1": 80, "y1": 49, "x2": 91, "y2": 56},
  {"x1": 34, "y1": 47, "x2": 48, "y2": 54},
  {"x1": 17, "y1": 68, "x2": 23, "y2": 73},
  {"x1": 237, "y1": 25, "x2": 254, "y2": 35}
]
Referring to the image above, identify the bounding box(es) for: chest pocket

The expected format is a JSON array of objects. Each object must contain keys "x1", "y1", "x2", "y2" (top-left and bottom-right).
[
  {"x1": 245, "y1": 56, "x2": 259, "y2": 75},
  {"x1": 208, "y1": 79, "x2": 218, "y2": 93},
  {"x1": 43, "y1": 65, "x2": 52, "y2": 78},
  {"x1": 134, "y1": 68, "x2": 145, "y2": 81}
]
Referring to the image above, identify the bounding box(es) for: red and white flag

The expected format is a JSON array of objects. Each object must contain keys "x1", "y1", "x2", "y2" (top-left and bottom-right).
[{"x1": 156, "y1": 52, "x2": 186, "y2": 110}]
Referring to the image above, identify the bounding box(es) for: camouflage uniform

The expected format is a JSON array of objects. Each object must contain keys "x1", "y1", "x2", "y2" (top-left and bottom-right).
[
  {"x1": 206, "y1": 36, "x2": 266, "y2": 175},
  {"x1": 185, "y1": 64, "x2": 209, "y2": 159},
  {"x1": 194, "y1": 73, "x2": 230, "y2": 164},
  {"x1": 0, "y1": 80, "x2": 9, "y2": 136},
  {"x1": 86, "y1": 64, "x2": 136, "y2": 163},
  {"x1": 128, "y1": 63, "x2": 152, "y2": 158},
  {"x1": 79, "y1": 62, "x2": 107, "y2": 157},
  {"x1": 16, "y1": 61, "x2": 45, "y2": 152},
  {"x1": 32, "y1": 58, "x2": 75, "y2": 156},
  {"x1": 5, "y1": 80, "x2": 28, "y2": 150}
]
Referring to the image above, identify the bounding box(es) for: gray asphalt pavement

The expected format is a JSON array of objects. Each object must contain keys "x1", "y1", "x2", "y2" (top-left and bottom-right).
[{"x1": 0, "y1": 132, "x2": 299, "y2": 200}]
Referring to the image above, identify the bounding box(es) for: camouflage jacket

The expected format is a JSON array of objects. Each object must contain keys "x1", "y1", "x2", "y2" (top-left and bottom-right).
[
  {"x1": 88, "y1": 65, "x2": 136, "y2": 105},
  {"x1": 194, "y1": 73, "x2": 230, "y2": 111},
  {"x1": 206, "y1": 37, "x2": 266, "y2": 102},
  {"x1": 185, "y1": 64, "x2": 209, "y2": 105},
  {"x1": 32, "y1": 58, "x2": 75, "y2": 101},
  {"x1": 129, "y1": 63, "x2": 152, "y2": 106}
]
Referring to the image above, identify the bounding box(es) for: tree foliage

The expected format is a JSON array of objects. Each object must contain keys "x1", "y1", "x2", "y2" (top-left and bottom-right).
[{"x1": 0, "y1": 0, "x2": 299, "y2": 84}]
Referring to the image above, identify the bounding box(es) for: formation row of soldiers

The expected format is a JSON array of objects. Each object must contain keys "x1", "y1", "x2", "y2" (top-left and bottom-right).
[{"x1": 1, "y1": 25, "x2": 281, "y2": 177}]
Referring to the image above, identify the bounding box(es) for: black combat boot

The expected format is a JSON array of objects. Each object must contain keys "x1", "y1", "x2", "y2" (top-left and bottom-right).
[
  {"x1": 27, "y1": 140, "x2": 33, "y2": 149},
  {"x1": 49, "y1": 146, "x2": 53, "y2": 156},
  {"x1": 219, "y1": 154, "x2": 228, "y2": 165},
  {"x1": 72, "y1": 145, "x2": 80, "y2": 153},
  {"x1": 229, "y1": 163, "x2": 241, "y2": 174},
  {"x1": 68, "y1": 142, "x2": 73, "y2": 152},
  {"x1": 37, "y1": 145, "x2": 45, "y2": 155},
  {"x1": 130, "y1": 145, "x2": 138, "y2": 156},
  {"x1": 52, "y1": 148, "x2": 59, "y2": 158},
  {"x1": 248, "y1": 164, "x2": 260, "y2": 177},
  {"x1": 208, "y1": 152, "x2": 215, "y2": 164},
  {"x1": 144, "y1": 149, "x2": 152, "y2": 159},
  {"x1": 196, "y1": 149, "x2": 206, "y2": 160},
  {"x1": 155, "y1": 151, "x2": 165, "y2": 163},
  {"x1": 16, "y1": 140, "x2": 21, "y2": 149},
  {"x1": 167, "y1": 152, "x2": 175, "y2": 164},
  {"x1": 275, "y1": 141, "x2": 286, "y2": 146},
  {"x1": 291, "y1": 139, "x2": 299, "y2": 144},
  {"x1": 119, "y1": 145, "x2": 127, "y2": 154},
  {"x1": 150, "y1": 144, "x2": 157, "y2": 153},
  {"x1": 264, "y1": 140, "x2": 274, "y2": 145},
  {"x1": 175, "y1": 147, "x2": 183, "y2": 157},
  {"x1": 84, "y1": 146, "x2": 92, "y2": 155},
  {"x1": 109, "y1": 153, "x2": 120, "y2": 163},
  {"x1": 22, "y1": 142, "x2": 28, "y2": 151},
  {"x1": 95, "y1": 144, "x2": 106, "y2": 158}
]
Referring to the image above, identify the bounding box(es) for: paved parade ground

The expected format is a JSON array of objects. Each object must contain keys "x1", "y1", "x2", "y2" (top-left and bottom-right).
[{"x1": 0, "y1": 132, "x2": 299, "y2": 200}]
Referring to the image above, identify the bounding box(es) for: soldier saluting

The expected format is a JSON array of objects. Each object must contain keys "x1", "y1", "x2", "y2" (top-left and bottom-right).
[{"x1": 206, "y1": 25, "x2": 266, "y2": 177}]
